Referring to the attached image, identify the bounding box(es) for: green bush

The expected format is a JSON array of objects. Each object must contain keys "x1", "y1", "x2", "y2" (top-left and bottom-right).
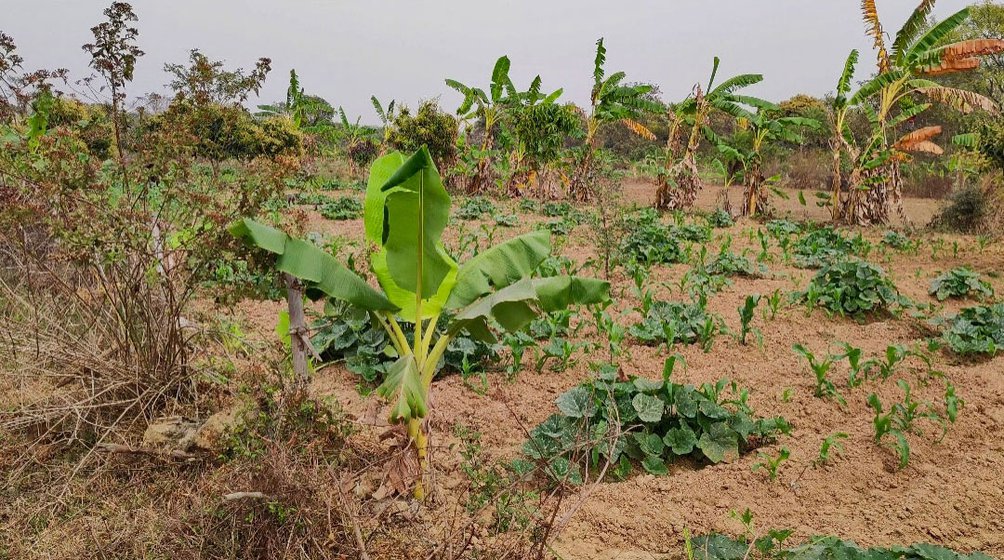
[
  {"x1": 629, "y1": 299, "x2": 720, "y2": 348},
  {"x1": 880, "y1": 230, "x2": 913, "y2": 250},
  {"x1": 143, "y1": 101, "x2": 304, "y2": 161},
  {"x1": 619, "y1": 209, "x2": 681, "y2": 265},
  {"x1": 522, "y1": 360, "x2": 790, "y2": 479},
  {"x1": 388, "y1": 100, "x2": 458, "y2": 170},
  {"x1": 706, "y1": 251, "x2": 767, "y2": 278},
  {"x1": 691, "y1": 532, "x2": 994, "y2": 560},
  {"x1": 48, "y1": 96, "x2": 114, "y2": 158},
  {"x1": 706, "y1": 208, "x2": 734, "y2": 228},
  {"x1": 929, "y1": 267, "x2": 993, "y2": 301},
  {"x1": 931, "y1": 186, "x2": 989, "y2": 233},
  {"x1": 801, "y1": 260, "x2": 898, "y2": 317},
  {"x1": 454, "y1": 196, "x2": 496, "y2": 220}
]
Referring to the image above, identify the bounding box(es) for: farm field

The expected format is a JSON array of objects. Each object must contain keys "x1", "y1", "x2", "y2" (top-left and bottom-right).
[
  {"x1": 274, "y1": 186, "x2": 1004, "y2": 558},
  {"x1": 3, "y1": 1, "x2": 1004, "y2": 559}
]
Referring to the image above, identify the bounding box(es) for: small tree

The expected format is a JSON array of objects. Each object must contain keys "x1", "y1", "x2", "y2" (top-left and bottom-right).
[
  {"x1": 842, "y1": 1, "x2": 1004, "y2": 225},
  {"x1": 164, "y1": 49, "x2": 271, "y2": 107},
  {"x1": 81, "y1": 1, "x2": 143, "y2": 162}
]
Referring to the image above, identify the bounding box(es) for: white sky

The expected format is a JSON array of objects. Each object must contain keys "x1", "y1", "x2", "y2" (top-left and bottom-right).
[{"x1": 4, "y1": 0, "x2": 971, "y2": 124}]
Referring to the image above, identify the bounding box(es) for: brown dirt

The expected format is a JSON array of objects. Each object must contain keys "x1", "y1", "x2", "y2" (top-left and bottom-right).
[
  {"x1": 7, "y1": 181, "x2": 1002, "y2": 559},
  {"x1": 285, "y1": 181, "x2": 1004, "y2": 558}
]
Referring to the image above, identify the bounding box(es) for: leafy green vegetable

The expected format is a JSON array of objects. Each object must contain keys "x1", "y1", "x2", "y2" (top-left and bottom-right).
[
  {"x1": 319, "y1": 196, "x2": 363, "y2": 220},
  {"x1": 929, "y1": 267, "x2": 993, "y2": 301},
  {"x1": 799, "y1": 260, "x2": 898, "y2": 317},
  {"x1": 523, "y1": 359, "x2": 789, "y2": 480},
  {"x1": 938, "y1": 304, "x2": 1004, "y2": 356}
]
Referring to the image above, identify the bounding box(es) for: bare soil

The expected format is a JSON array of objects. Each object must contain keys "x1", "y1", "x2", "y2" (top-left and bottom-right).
[
  {"x1": 287, "y1": 180, "x2": 1004, "y2": 559},
  {"x1": 5, "y1": 180, "x2": 1002, "y2": 559}
]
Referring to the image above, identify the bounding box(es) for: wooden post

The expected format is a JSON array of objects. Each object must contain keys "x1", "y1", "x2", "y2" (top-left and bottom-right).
[{"x1": 283, "y1": 273, "x2": 309, "y2": 394}]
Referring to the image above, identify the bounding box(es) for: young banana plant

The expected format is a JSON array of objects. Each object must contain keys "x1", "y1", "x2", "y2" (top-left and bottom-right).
[{"x1": 231, "y1": 147, "x2": 609, "y2": 499}]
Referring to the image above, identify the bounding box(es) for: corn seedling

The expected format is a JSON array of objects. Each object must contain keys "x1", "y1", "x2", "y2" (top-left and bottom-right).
[
  {"x1": 752, "y1": 446, "x2": 790, "y2": 481},
  {"x1": 793, "y1": 344, "x2": 845, "y2": 406},
  {"x1": 815, "y1": 432, "x2": 848, "y2": 466}
]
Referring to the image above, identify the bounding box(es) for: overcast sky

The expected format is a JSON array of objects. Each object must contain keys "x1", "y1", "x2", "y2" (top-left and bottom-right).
[{"x1": 5, "y1": 0, "x2": 971, "y2": 124}]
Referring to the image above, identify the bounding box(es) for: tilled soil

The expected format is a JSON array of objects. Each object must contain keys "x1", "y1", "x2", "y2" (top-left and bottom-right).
[{"x1": 175, "y1": 182, "x2": 1004, "y2": 558}]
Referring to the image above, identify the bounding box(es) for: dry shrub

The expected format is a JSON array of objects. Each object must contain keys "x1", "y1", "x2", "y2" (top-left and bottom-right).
[
  {"x1": 930, "y1": 172, "x2": 1004, "y2": 234},
  {"x1": 774, "y1": 149, "x2": 830, "y2": 192},
  {"x1": 0, "y1": 385, "x2": 381, "y2": 560}
]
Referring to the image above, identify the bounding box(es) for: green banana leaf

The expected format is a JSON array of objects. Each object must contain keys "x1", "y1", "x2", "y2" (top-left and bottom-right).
[
  {"x1": 229, "y1": 218, "x2": 397, "y2": 312},
  {"x1": 449, "y1": 276, "x2": 610, "y2": 342},
  {"x1": 376, "y1": 354, "x2": 427, "y2": 422},
  {"x1": 365, "y1": 149, "x2": 458, "y2": 322},
  {"x1": 445, "y1": 231, "x2": 552, "y2": 310}
]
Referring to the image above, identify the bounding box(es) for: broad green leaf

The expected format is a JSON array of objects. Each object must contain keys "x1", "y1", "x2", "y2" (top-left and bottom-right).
[
  {"x1": 364, "y1": 149, "x2": 459, "y2": 321},
  {"x1": 691, "y1": 534, "x2": 747, "y2": 560},
  {"x1": 230, "y1": 218, "x2": 396, "y2": 311},
  {"x1": 674, "y1": 386, "x2": 699, "y2": 418},
  {"x1": 697, "y1": 422, "x2": 739, "y2": 463},
  {"x1": 634, "y1": 432, "x2": 665, "y2": 457},
  {"x1": 632, "y1": 393, "x2": 664, "y2": 423},
  {"x1": 275, "y1": 310, "x2": 290, "y2": 347},
  {"x1": 698, "y1": 398, "x2": 729, "y2": 420},
  {"x1": 641, "y1": 455, "x2": 669, "y2": 476},
  {"x1": 632, "y1": 377, "x2": 664, "y2": 393},
  {"x1": 446, "y1": 231, "x2": 552, "y2": 310},
  {"x1": 663, "y1": 425, "x2": 698, "y2": 455},
  {"x1": 448, "y1": 276, "x2": 609, "y2": 342},
  {"x1": 556, "y1": 387, "x2": 595, "y2": 418},
  {"x1": 376, "y1": 354, "x2": 427, "y2": 422}
]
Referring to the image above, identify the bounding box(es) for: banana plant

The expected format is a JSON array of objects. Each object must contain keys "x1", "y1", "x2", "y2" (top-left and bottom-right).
[
  {"x1": 721, "y1": 105, "x2": 820, "y2": 217},
  {"x1": 656, "y1": 57, "x2": 767, "y2": 210},
  {"x1": 569, "y1": 38, "x2": 660, "y2": 201},
  {"x1": 845, "y1": 1, "x2": 1004, "y2": 225},
  {"x1": 446, "y1": 56, "x2": 563, "y2": 195},
  {"x1": 255, "y1": 69, "x2": 306, "y2": 128},
  {"x1": 370, "y1": 95, "x2": 397, "y2": 152},
  {"x1": 230, "y1": 147, "x2": 609, "y2": 499}
]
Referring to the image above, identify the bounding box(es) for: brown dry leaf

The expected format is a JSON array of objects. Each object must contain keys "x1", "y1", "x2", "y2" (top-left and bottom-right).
[
  {"x1": 942, "y1": 39, "x2": 1004, "y2": 61},
  {"x1": 900, "y1": 140, "x2": 944, "y2": 155},
  {"x1": 372, "y1": 426, "x2": 420, "y2": 499},
  {"x1": 922, "y1": 57, "x2": 980, "y2": 76},
  {"x1": 895, "y1": 126, "x2": 942, "y2": 149},
  {"x1": 917, "y1": 87, "x2": 999, "y2": 114},
  {"x1": 622, "y1": 118, "x2": 656, "y2": 141}
]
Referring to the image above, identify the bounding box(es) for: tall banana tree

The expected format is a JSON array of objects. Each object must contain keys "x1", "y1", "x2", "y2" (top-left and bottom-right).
[
  {"x1": 656, "y1": 57, "x2": 766, "y2": 210},
  {"x1": 569, "y1": 38, "x2": 660, "y2": 201},
  {"x1": 845, "y1": 1, "x2": 1004, "y2": 225},
  {"x1": 255, "y1": 69, "x2": 305, "y2": 128},
  {"x1": 231, "y1": 148, "x2": 608, "y2": 500},
  {"x1": 720, "y1": 105, "x2": 820, "y2": 217},
  {"x1": 371, "y1": 95, "x2": 397, "y2": 153},
  {"x1": 828, "y1": 50, "x2": 861, "y2": 222},
  {"x1": 447, "y1": 56, "x2": 520, "y2": 194}
]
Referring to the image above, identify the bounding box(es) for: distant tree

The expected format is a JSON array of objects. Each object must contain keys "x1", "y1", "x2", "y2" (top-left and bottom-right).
[
  {"x1": 164, "y1": 49, "x2": 271, "y2": 107},
  {"x1": 0, "y1": 32, "x2": 67, "y2": 122},
  {"x1": 656, "y1": 57, "x2": 766, "y2": 210},
  {"x1": 387, "y1": 100, "x2": 458, "y2": 171},
  {"x1": 570, "y1": 38, "x2": 659, "y2": 201},
  {"x1": 257, "y1": 69, "x2": 334, "y2": 128},
  {"x1": 81, "y1": 1, "x2": 143, "y2": 161}
]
